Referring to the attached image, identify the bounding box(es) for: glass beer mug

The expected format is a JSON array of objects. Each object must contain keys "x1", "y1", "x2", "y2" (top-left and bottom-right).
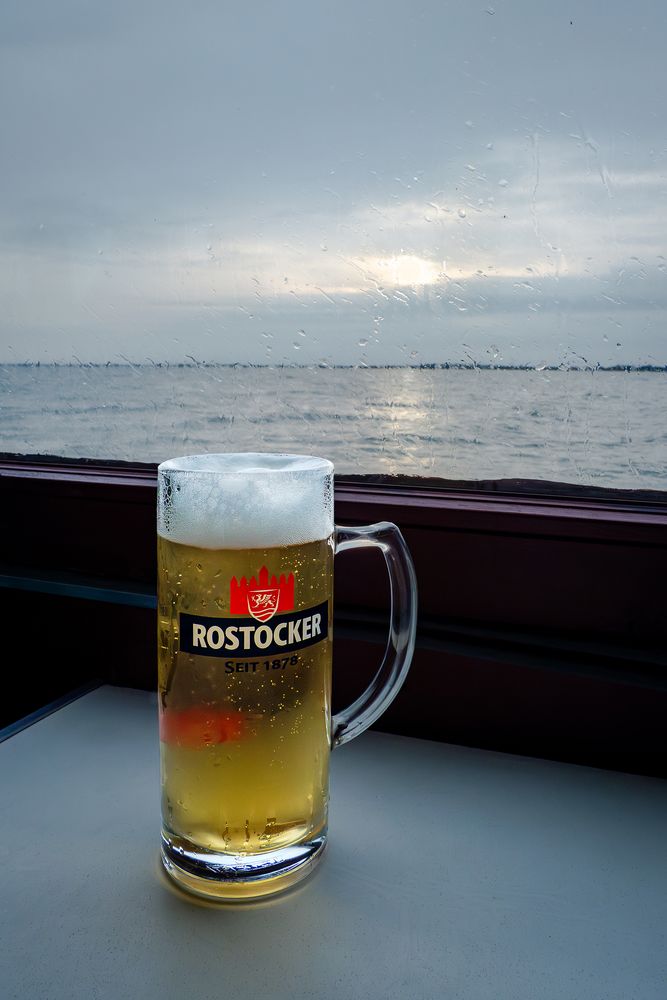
[{"x1": 157, "y1": 454, "x2": 417, "y2": 900}]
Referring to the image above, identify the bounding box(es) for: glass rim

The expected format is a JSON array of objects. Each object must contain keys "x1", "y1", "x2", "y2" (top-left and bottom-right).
[{"x1": 157, "y1": 452, "x2": 334, "y2": 476}]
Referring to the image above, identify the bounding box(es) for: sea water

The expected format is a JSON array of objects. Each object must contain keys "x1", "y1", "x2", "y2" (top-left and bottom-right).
[{"x1": 0, "y1": 365, "x2": 664, "y2": 490}]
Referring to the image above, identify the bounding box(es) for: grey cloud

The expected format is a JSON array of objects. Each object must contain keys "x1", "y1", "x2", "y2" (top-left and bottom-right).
[{"x1": 0, "y1": 0, "x2": 666, "y2": 363}]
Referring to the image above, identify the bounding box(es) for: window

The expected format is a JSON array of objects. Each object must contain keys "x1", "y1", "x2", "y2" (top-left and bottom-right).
[
  {"x1": 1, "y1": 2, "x2": 664, "y2": 489},
  {"x1": 1, "y1": 3, "x2": 666, "y2": 774}
]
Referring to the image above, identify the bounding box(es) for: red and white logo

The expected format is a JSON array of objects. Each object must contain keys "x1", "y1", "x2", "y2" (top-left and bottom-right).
[{"x1": 230, "y1": 566, "x2": 295, "y2": 622}]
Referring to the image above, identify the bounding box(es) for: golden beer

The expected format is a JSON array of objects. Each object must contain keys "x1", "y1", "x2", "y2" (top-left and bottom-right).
[
  {"x1": 158, "y1": 535, "x2": 333, "y2": 858},
  {"x1": 157, "y1": 452, "x2": 416, "y2": 901}
]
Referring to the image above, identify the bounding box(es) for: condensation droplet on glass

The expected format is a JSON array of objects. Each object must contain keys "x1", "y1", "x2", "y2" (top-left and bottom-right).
[
  {"x1": 292, "y1": 342, "x2": 301, "y2": 350},
  {"x1": 297, "y1": 330, "x2": 306, "y2": 338},
  {"x1": 320, "y1": 243, "x2": 328, "y2": 252},
  {"x1": 458, "y1": 208, "x2": 466, "y2": 218},
  {"x1": 358, "y1": 339, "x2": 368, "y2": 347},
  {"x1": 465, "y1": 120, "x2": 474, "y2": 128}
]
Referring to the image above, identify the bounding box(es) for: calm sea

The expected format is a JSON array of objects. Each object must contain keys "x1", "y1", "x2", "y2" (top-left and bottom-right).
[{"x1": 0, "y1": 365, "x2": 664, "y2": 490}]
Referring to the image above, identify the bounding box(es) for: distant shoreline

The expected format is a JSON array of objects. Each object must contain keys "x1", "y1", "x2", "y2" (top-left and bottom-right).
[{"x1": 2, "y1": 362, "x2": 666, "y2": 373}]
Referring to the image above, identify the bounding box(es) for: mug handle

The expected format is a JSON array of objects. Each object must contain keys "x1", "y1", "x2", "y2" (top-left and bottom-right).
[{"x1": 332, "y1": 522, "x2": 417, "y2": 748}]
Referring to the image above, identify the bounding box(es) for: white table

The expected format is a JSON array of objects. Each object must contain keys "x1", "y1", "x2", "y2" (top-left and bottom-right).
[{"x1": 1, "y1": 686, "x2": 666, "y2": 1000}]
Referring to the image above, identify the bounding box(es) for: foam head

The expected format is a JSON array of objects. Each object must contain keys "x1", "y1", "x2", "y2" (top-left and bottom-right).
[{"x1": 157, "y1": 453, "x2": 334, "y2": 549}]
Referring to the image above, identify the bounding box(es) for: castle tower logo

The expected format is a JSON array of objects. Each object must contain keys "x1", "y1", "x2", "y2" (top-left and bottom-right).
[{"x1": 230, "y1": 566, "x2": 295, "y2": 622}]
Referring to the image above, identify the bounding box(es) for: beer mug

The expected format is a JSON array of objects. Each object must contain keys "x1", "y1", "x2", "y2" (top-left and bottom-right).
[{"x1": 157, "y1": 453, "x2": 417, "y2": 900}]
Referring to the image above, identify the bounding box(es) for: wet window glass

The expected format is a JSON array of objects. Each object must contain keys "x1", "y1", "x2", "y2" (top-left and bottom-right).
[{"x1": 1, "y1": 1, "x2": 665, "y2": 489}]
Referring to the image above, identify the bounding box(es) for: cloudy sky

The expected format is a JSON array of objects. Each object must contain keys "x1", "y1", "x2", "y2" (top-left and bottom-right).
[{"x1": 1, "y1": 0, "x2": 666, "y2": 365}]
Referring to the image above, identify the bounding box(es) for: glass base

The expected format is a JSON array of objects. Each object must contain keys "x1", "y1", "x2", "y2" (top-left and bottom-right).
[{"x1": 160, "y1": 829, "x2": 327, "y2": 901}]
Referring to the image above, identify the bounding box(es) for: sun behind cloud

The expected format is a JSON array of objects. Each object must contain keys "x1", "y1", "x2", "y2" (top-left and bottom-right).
[{"x1": 351, "y1": 254, "x2": 445, "y2": 288}]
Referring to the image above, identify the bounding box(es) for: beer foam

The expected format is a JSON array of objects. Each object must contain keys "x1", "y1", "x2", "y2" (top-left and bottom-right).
[{"x1": 157, "y1": 453, "x2": 334, "y2": 548}]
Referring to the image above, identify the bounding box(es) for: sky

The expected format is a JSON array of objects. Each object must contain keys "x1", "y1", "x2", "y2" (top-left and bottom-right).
[{"x1": 1, "y1": 0, "x2": 666, "y2": 366}]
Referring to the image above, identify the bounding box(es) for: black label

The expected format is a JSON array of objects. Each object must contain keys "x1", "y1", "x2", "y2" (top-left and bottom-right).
[{"x1": 180, "y1": 601, "x2": 329, "y2": 658}]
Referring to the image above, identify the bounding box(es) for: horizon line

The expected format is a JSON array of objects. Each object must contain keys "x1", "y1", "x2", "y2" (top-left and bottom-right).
[{"x1": 1, "y1": 361, "x2": 666, "y2": 373}]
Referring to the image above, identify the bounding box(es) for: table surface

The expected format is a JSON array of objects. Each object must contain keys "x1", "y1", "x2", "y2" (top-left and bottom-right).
[{"x1": 1, "y1": 686, "x2": 666, "y2": 1000}]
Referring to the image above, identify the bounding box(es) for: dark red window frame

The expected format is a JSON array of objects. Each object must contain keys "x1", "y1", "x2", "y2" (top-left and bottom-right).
[{"x1": 1, "y1": 457, "x2": 666, "y2": 776}]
